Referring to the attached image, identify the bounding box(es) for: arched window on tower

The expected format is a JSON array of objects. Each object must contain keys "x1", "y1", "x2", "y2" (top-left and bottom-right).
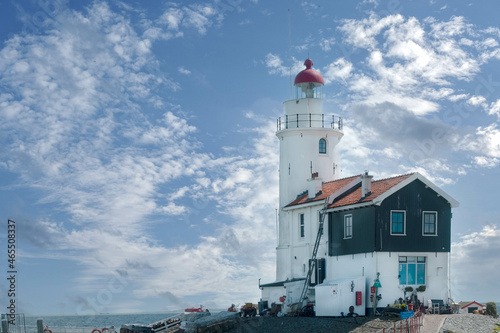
[{"x1": 319, "y1": 138, "x2": 326, "y2": 154}]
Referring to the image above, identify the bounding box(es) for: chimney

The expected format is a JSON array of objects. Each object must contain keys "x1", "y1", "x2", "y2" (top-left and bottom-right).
[
  {"x1": 360, "y1": 170, "x2": 373, "y2": 198},
  {"x1": 308, "y1": 172, "x2": 322, "y2": 199}
]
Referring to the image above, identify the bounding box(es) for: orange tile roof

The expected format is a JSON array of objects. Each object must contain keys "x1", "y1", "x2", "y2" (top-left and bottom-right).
[{"x1": 286, "y1": 173, "x2": 414, "y2": 209}]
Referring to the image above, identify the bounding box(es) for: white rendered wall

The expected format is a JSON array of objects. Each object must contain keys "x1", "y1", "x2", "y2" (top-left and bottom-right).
[
  {"x1": 260, "y1": 286, "x2": 285, "y2": 306},
  {"x1": 325, "y1": 252, "x2": 450, "y2": 309},
  {"x1": 277, "y1": 129, "x2": 342, "y2": 208},
  {"x1": 283, "y1": 98, "x2": 323, "y2": 115},
  {"x1": 276, "y1": 203, "x2": 328, "y2": 282},
  {"x1": 277, "y1": 98, "x2": 343, "y2": 209}
]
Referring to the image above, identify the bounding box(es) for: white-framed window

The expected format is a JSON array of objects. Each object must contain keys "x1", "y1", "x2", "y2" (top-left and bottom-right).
[
  {"x1": 318, "y1": 211, "x2": 325, "y2": 236},
  {"x1": 423, "y1": 211, "x2": 438, "y2": 236},
  {"x1": 399, "y1": 256, "x2": 426, "y2": 285},
  {"x1": 344, "y1": 214, "x2": 352, "y2": 239},
  {"x1": 391, "y1": 210, "x2": 406, "y2": 235},
  {"x1": 299, "y1": 213, "x2": 305, "y2": 238},
  {"x1": 319, "y1": 138, "x2": 326, "y2": 154}
]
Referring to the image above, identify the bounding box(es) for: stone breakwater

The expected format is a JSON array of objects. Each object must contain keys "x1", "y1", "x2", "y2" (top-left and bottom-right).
[
  {"x1": 441, "y1": 313, "x2": 500, "y2": 333},
  {"x1": 226, "y1": 316, "x2": 404, "y2": 333}
]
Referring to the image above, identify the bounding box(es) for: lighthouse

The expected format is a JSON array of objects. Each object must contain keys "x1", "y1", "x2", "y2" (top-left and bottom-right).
[
  {"x1": 275, "y1": 59, "x2": 343, "y2": 282},
  {"x1": 276, "y1": 59, "x2": 343, "y2": 209},
  {"x1": 261, "y1": 58, "x2": 458, "y2": 317}
]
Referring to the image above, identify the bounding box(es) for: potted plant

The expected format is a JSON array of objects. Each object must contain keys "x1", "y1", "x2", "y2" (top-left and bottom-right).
[
  {"x1": 416, "y1": 285, "x2": 426, "y2": 292},
  {"x1": 405, "y1": 286, "x2": 414, "y2": 292}
]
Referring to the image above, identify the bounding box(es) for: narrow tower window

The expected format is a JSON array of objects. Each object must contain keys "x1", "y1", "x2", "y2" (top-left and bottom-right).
[
  {"x1": 299, "y1": 213, "x2": 305, "y2": 238},
  {"x1": 319, "y1": 138, "x2": 326, "y2": 154},
  {"x1": 344, "y1": 214, "x2": 353, "y2": 239}
]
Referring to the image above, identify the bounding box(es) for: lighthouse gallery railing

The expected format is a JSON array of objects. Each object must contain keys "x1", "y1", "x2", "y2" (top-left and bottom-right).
[{"x1": 276, "y1": 114, "x2": 343, "y2": 132}]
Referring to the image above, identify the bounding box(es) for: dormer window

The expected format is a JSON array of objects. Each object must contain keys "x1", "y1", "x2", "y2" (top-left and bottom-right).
[{"x1": 319, "y1": 138, "x2": 326, "y2": 154}]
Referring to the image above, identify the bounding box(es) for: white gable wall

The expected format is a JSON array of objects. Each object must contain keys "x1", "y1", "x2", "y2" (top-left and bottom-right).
[
  {"x1": 276, "y1": 203, "x2": 327, "y2": 282},
  {"x1": 260, "y1": 286, "x2": 286, "y2": 306}
]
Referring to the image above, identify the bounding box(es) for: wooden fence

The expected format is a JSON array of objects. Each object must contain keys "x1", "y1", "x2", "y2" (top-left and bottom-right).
[{"x1": 377, "y1": 312, "x2": 424, "y2": 333}]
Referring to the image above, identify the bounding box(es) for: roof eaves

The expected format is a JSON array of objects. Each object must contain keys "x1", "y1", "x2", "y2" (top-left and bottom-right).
[
  {"x1": 283, "y1": 199, "x2": 324, "y2": 211},
  {"x1": 325, "y1": 201, "x2": 375, "y2": 213},
  {"x1": 260, "y1": 277, "x2": 307, "y2": 288}
]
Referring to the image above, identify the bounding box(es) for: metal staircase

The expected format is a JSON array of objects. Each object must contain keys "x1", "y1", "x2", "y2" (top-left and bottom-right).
[{"x1": 295, "y1": 197, "x2": 329, "y2": 315}]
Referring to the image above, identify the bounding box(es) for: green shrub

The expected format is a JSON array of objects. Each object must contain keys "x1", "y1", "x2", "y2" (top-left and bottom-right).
[
  {"x1": 390, "y1": 303, "x2": 406, "y2": 310},
  {"x1": 486, "y1": 301, "x2": 498, "y2": 318}
]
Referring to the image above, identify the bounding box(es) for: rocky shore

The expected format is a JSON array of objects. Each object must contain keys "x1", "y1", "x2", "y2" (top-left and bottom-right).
[
  {"x1": 225, "y1": 316, "x2": 401, "y2": 333},
  {"x1": 441, "y1": 313, "x2": 500, "y2": 333},
  {"x1": 224, "y1": 313, "x2": 500, "y2": 333},
  {"x1": 132, "y1": 312, "x2": 500, "y2": 333}
]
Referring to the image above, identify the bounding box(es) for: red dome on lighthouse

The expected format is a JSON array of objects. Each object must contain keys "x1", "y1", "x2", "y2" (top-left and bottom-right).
[{"x1": 294, "y1": 58, "x2": 324, "y2": 85}]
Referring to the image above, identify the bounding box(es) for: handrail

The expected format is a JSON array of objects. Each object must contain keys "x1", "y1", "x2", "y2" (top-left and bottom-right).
[{"x1": 276, "y1": 114, "x2": 343, "y2": 132}]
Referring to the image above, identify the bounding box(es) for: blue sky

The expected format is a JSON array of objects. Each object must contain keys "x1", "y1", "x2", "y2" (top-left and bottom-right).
[{"x1": 1, "y1": 0, "x2": 500, "y2": 315}]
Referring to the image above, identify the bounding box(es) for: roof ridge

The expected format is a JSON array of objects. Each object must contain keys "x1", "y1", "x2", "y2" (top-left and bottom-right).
[
  {"x1": 323, "y1": 173, "x2": 414, "y2": 185},
  {"x1": 322, "y1": 174, "x2": 362, "y2": 185},
  {"x1": 372, "y1": 173, "x2": 414, "y2": 183}
]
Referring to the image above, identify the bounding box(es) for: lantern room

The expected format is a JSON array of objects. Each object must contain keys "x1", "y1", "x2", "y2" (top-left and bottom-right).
[{"x1": 294, "y1": 58, "x2": 324, "y2": 99}]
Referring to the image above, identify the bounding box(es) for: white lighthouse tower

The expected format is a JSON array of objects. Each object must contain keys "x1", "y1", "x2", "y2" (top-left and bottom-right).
[{"x1": 275, "y1": 58, "x2": 343, "y2": 282}]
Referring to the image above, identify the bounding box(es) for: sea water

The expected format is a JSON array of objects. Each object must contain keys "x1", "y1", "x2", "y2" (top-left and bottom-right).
[{"x1": 23, "y1": 313, "x2": 180, "y2": 332}]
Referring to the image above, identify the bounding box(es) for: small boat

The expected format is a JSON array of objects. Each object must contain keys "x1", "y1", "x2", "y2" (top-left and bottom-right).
[
  {"x1": 184, "y1": 307, "x2": 204, "y2": 313},
  {"x1": 151, "y1": 315, "x2": 182, "y2": 333}
]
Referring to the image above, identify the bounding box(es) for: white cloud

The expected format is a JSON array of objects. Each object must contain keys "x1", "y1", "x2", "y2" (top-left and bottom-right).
[
  {"x1": 459, "y1": 38, "x2": 473, "y2": 46},
  {"x1": 489, "y1": 99, "x2": 500, "y2": 117},
  {"x1": 143, "y1": 3, "x2": 224, "y2": 41},
  {"x1": 178, "y1": 66, "x2": 191, "y2": 75},
  {"x1": 323, "y1": 58, "x2": 352, "y2": 83},
  {"x1": 159, "y1": 7, "x2": 184, "y2": 31},
  {"x1": 421, "y1": 87, "x2": 454, "y2": 100},
  {"x1": 427, "y1": 16, "x2": 472, "y2": 38},
  {"x1": 334, "y1": 14, "x2": 482, "y2": 118},
  {"x1": 319, "y1": 37, "x2": 335, "y2": 51},
  {"x1": 467, "y1": 95, "x2": 487, "y2": 108},
  {"x1": 264, "y1": 53, "x2": 304, "y2": 77},
  {"x1": 339, "y1": 14, "x2": 405, "y2": 50},
  {"x1": 473, "y1": 156, "x2": 499, "y2": 168},
  {"x1": 461, "y1": 124, "x2": 500, "y2": 167},
  {"x1": 451, "y1": 225, "x2": 500, "y2": 301},
  {"x1": 161, "y1": 202, "x2": 188, "y2": 215},
  {"x1": 182, "y1": 5, "x2": 218, "y2": 34},
  {"x1": 481, "y1": 37, "x2": 499, "y2": 49},
  {"x1": 448, "y1": 93, "x2": 469, "y2": 102}
]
